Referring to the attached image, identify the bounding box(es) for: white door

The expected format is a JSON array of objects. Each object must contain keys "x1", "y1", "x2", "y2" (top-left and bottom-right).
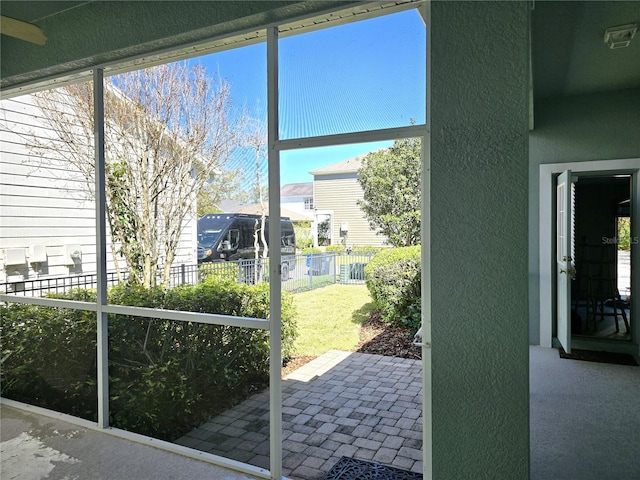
[{"x1": 556, "y1": 170, "x2": 576, "y2": 353}]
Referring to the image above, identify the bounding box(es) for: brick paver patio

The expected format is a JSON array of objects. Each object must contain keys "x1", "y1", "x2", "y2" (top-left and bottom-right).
[{"x1": 177, "y1": 350, "x2": 423, "y2": 480}]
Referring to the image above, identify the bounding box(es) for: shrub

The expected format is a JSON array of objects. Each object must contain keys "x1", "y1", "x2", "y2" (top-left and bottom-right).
[
  {"x1": 0, "y1": 291, "x2": 98, "y2": 421},
  {"x1": 1, "y1": 280, "x2": 297, "y2": 441},
  {"x1": 302, "y1": 247, "x2": 322, "y2": 254},
  {"x1": 198, "y1": 261, "x2": 239, "y2": 283},
  {"x1": 326, "y1": 245, "x2": 345, "y2": 253},
  {"x1": 618, "y1": 217, "x2": 631, "y2": 250},
  {"x1": 296, "y1": 237, "x2": 314, "y2": 250},
  {"x1": 293, "y1": 221, "x2": 313, "y2": 251},
  {"x1": 364, "y1": 246, "x2": 421, "y2": 330}
]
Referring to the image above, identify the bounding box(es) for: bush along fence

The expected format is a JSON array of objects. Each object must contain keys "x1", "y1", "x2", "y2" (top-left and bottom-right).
[
  {"x1": 364, "y1": 245, "x2": 421, "y2": 332},
  {"x1": 1, "y1": 251, "x2": 377, "y2": 297},
  {"x1": 193, "y1": 251, "x2": 375, "y2": 293},
  {"x1": 1, "y1": 246, "x2": 423, "y2": 441},
  {"x1": 0, "y1": 278, "x2": 298, "y2": 442}
]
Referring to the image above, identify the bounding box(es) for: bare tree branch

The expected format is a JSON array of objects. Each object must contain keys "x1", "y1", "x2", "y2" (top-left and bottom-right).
[{"x1": 30, "y1": 63, "x2": 249, "y2": 287}]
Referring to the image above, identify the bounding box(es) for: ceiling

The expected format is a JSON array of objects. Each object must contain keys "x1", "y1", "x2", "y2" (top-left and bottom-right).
[
  {"x1": 1, "y1": 1, "x2": 639, "y2": 100},
  {"x1": 531, "y1": 1, "x2": 640, "y2": 99},
  {"x1": 0, "y1": 1, "x2": 91, "y2": 23}
]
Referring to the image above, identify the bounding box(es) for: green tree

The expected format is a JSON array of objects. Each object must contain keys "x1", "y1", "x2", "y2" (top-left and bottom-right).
[
  {"x1": 357, "y1": 137, "x2": 422, "y2": 247},
  {"x1": 317, "y1": 218, "x2": 331, "y2": 246},
  {"x1": 618, "y1": 217, "x2": 631, "y2": 250},
  {"x1": 196, "y1": 171, "x2": 248, "y2": 216},
  {"x1": 197, "y1": 183, "x2": 222, "y2": 216}
]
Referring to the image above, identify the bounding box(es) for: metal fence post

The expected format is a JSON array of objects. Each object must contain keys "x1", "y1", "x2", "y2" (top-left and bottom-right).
[{"x1": 181, "y1": 263, "x2": 186, "y2": 286}]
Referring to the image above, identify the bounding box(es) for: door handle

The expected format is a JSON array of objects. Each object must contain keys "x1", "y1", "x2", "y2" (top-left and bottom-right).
[{"x1": 560, "y1": 266, "x2": 577, "y2": 279}]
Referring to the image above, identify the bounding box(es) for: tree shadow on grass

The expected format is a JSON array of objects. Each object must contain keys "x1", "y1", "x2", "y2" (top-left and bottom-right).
[{"x1": 351, "y1": 302, "x2": 375, "y2": 326}]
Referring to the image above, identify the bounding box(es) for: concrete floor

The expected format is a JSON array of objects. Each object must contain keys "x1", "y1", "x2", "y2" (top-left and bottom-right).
[
  {"x1": 0, "y1": 404, "x2": 262, "y2": 480},
  {"x1": 530, "y1": 346, "x2": 640, "y2": 480},
  {"x1": 2, "y1": 346, "x2": 639, "y2": 480}
]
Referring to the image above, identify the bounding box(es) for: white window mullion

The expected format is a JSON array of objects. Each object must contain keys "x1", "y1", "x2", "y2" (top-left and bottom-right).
[
  {"x1": 421, "y1": 1, "x2": 433, "y2": 478},
  {"x1": 93, "y1": 68, "x2": 109, "y2": 429},
  {"x1": 275, "y1": 124, "x2": 426, "y2": 151},
  {"x1": 267, "y1": 25, "x2": 283, "y2": 480}
]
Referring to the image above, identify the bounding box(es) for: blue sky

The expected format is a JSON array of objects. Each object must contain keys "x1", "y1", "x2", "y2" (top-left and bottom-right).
[{"x1": 190, "y1": 9, "x2": 425, "y2": 186}]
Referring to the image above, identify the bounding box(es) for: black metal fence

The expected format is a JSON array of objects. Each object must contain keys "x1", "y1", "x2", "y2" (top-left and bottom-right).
[
  {"x1": 1, "y1": 252, "x2": 374, "y2": 297},
  {"x1": 0, "y1": 271, "x2": 128, "y2": 297},
  {"x1": 170, "y1": 251, "x2": 373, "y2": 292}
]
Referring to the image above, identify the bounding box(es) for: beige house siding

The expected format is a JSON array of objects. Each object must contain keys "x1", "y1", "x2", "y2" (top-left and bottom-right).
[{"x1": 313, "y1": 172, "x2": 386, "y2": 247}]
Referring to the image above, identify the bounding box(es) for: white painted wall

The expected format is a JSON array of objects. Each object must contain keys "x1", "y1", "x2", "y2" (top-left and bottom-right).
[{"x1": 281, "y1": 195, "x2": 314, "y2": 219}]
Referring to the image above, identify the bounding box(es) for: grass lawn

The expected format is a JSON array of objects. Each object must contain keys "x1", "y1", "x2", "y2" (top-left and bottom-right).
[{"x1": 292, "y1": 283, "x2": 374, "y2": 357}]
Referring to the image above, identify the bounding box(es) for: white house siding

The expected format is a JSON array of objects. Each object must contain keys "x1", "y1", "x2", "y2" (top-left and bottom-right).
[
  {"x1": 313, "y1": 173, "x2": 386, "y2": 247},
  {"x1": 280, "y1": 183, "x2": 314, "y2": 220},
  {"x1": 0, "y1": 94, "x2": 196, "y2": 286},
  {"x1": 281, "y1": 196, "x2": 314, "y2": 219}
]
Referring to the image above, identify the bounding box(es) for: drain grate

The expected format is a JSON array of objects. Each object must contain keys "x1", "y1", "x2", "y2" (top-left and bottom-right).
[{"x1": 322, "y1": 456, "x2": 422, "y2": 480}]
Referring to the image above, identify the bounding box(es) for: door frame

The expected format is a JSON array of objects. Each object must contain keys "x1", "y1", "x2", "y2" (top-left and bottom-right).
[
  {"x1": 539, "y1": 158, "x2": 640, "y2": 355},
  {"x1": 312, "y1": 210, "x2": 334, "y2": 247}
]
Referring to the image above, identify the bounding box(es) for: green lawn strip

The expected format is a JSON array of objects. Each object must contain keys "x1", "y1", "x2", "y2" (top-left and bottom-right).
[
  {"x1": 286, "y1": 275, "x2": 335, "y2": 293},
  {"x1": 292, "y1": 284, "x2": 374, "y2": 357}
]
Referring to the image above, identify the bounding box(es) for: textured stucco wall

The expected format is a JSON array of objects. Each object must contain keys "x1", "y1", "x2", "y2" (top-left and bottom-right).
[
  {"x1": 530, "y1": 89, "x2": 640, "y2": 166},
  {"x1": 528, "y1": 88, "x2": 640, "y2": 344},
  {"x1": 430, "y1": 2, "x2": 530, "y2": 478}
]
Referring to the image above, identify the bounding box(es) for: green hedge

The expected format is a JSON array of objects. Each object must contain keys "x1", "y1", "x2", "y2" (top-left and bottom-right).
[
  {"x1": 296, "y1": 238, "x2": 314, "y2": 250},
  {"x1": 0, "y1": 278, "x2": 297, "y2": 441},
  {"x1": 197, "y1": 261, "x2": 239, "y2": 283},
  {"x1": 302, "y1": 246, "x2": 384, "y2": 255},
  {"x1": 351, "y1": 246, "x2": 385, "y2": 254},
  {"x1": 364, "y1": 246, "x2": 421, "y2": 330},
  {"x1": 0, "y1": 294, "x2": 99, "y2": 422}
]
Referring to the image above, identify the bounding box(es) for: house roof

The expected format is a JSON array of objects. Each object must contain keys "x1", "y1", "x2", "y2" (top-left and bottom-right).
[
  {"x1": 217, "y1": 199, "x2": 246, "y2": 212},
  {"x1": 280, "y1": 182, "x2": 312, "y2": 197},
  {"x1": 216, "y1": 199, "x2": 312, "y2": 221},
  {"x1": 309, "y1": 154, "x2": 366, "y2": 176},
  {"x1": 236, "y1": 203, "x2": 310, "y2": 222}
]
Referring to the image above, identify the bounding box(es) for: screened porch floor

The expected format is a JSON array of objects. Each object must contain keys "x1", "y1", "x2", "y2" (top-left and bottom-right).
[{"x1": 2, "y1": 346, "x2": 639, "y2": 480}]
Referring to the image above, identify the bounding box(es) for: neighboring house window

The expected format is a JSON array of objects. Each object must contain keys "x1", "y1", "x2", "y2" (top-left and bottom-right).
[{"x1": 304, "y1": 198, "x2": 314, "y2": 210}]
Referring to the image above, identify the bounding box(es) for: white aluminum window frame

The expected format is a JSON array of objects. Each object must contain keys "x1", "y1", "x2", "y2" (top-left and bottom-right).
[{"x1": 0, "y1": 2, "x2": 432, "y2": 478}]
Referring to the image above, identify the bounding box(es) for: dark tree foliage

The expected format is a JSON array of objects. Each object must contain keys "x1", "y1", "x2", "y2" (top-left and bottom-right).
[{"x1": 357, "y1": 137, "x2": 422, "y2": 246}]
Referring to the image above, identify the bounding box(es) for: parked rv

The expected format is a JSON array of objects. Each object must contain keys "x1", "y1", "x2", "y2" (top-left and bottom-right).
[{"x1": 197, "y1": 213, "x2": 296, "y2": 279}]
